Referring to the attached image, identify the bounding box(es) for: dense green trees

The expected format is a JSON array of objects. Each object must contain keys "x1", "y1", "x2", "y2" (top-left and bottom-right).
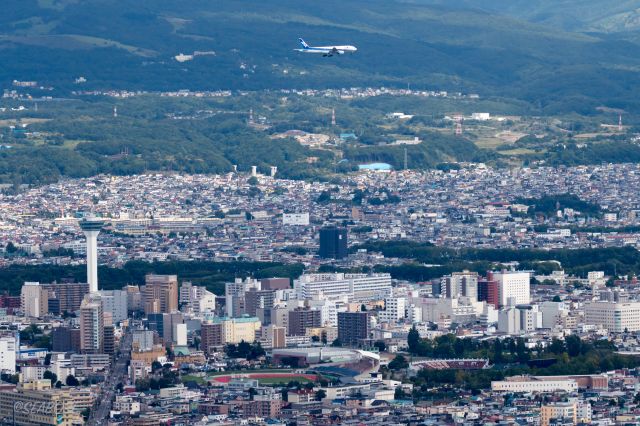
[
  {"x1": 225, "y1": 341, "x2": 265, "y2": 360},
  {"x1": 360, "y1": 241, "x2": 640, "y2": 279},
  {"x1": 389, "y1": 355, "x2": 409, "y2": 370},
  {"x1": 0, "y1": 260, "x2": 301, "y2": 296},
  {"x1": 405, "y1": 333, "x2": 640, "y2": 395},
  {"x1": 515, "y1": 194, "x2": 602, "y2": 218}
]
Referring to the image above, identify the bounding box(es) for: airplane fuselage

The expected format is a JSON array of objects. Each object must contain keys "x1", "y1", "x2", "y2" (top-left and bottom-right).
[
  {"x1": 296, "y1": 39, "x2": 357, "y2": 57},
  {"x1": 297, "y1": 45, "x2": 357, "y2": 55}
]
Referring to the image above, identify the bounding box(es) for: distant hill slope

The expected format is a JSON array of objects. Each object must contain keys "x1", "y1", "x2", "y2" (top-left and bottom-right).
[
  {"x1": 2, "y1": 0, "x2": 640, "y2": 112},
  {"x1": 419, "y1": 0, "x2": 640, "y2": 32}
]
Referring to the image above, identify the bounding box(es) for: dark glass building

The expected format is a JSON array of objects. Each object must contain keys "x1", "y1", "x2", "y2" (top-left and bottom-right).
[{"x1": 319, "y1": 226, "x2": 348, "y2": 259}]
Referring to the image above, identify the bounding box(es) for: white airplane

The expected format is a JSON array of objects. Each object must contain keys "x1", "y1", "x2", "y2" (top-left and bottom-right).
[{"x1": 295, "y1": 38, "x2": 357, "y2": 57}]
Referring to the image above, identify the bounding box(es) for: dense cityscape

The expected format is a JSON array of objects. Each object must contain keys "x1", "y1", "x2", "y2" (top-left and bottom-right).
[
  {"x1": 6, "y1": 0, "x2": 640, "y2": 425},
  {"x1": 0, "y1": 164, "x2": 636, "y2": 425},
  {"x1": 2, "y1": 163, "x2": 640, "y2": 269}
]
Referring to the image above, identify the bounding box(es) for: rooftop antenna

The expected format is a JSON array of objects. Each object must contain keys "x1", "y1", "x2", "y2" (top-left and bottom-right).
[
  {"x1": 618, "y1": 114, "x2": 623, "y2": 132},
  {"x1": 331, "y1": 108, "x2": 336, "y2": 127},
  {"x1": 249, "y1": 108, "x2": 254, "y2": 124},
  {"x1": 454, "y1": 113, "x2": 464, "y2": 136},
  {"x1": 404, "y1": 148, "x2": 408, "y2": 170}
]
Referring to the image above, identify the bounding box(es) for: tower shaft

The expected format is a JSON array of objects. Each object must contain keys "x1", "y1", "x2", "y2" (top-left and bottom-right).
[{"x1": 84, "y1": 230, "x2": 100, "y2": 293}]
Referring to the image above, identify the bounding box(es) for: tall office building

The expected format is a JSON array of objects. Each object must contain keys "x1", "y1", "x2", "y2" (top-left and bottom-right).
[
  {"x1": 201, "y1": 323, "x2": 223, "y2": 355},
  {"x1": 162, "y1": 312, "x2": 184, "y2": 343},
  {"x1": 245, "y1": 289, "x2": 276, "y2": 318},
  {"x1": 124, "y1": 285, "x2": 143, "y2": 314},
  {"x1": 260, "y1": 278, "x2": 290, "y2": 291},
  {"x1": 21, "y1": 282, "x2": 48, "y2": 318},
  {"x1": 99, "y1": 289, "x2": 128, "y2": 323},
  {"x1": 142, "y1": 275, "x2": 178, "y2": 315},
  {"x1": 131, "y1": 330, "x2": 156, "y2": 352},
  {"x1": 493, "y1": 271, "x2": 531, "y2": 307},
  {"x1": 180, "y1": 282, "x2": 216, "y2": 314},
  {"x1": 337, "y1": 311, "x2": 372, "y2": 347},
  {"x1": 80, "y1": 294, "x2": 104, "y2": 354},
  {"x1": 319, "y1": 226, "x2": 348, "y2": 259},
  {"x1": 443, "y1": 271, "x2": 478, "y2": 300},
  {"x1": 79, "y1": 217, "x2": 104, "y2": 294},
  {"x1": 52, "y1": 327, "x2": 81, "y2": 353},
  {"x1": 478, "y1": 277, "x2": 499, "y2": 308},
  {"x1": 288, "y1": 308, "x2": 321, "y2": 336},
  {"x1": 224, "y1": 278, "x2": 260, "y2": 318},
  {"x1": 42, "y1": 282, "x2": 90, "y2": 314},
  {"x1": 147, "y1": 313, "x2": 165, "y2": 340},
  {"x1": 103, "y1": 324, "x2": 115, "y2": 356}
]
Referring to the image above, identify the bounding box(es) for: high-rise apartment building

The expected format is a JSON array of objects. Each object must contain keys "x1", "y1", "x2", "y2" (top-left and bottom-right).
[
  {"x1": 142, "y1": 275, "x2": 178, "y2": 315},
  {"x1": 21, "y1": 282, "x2": 48, "y2": 318},
  {"x1": 384, "y1": 297, "x2": 406, "y2": 321},
  {"x1": 260, "y1": 278, "x2": 290, "y2": 291},
  {"x1": 259, "y1": 325, "x2": 286, "y2": 349},
  {"x1": 80, "y1": 294, "x2": 104, "y2": 354},
  {"x1": 245, "y1": 289, "x2": 276, "y2": 318},
  {"x1": 337, "y1": 311, "x2": 372, "y2": 346},
  {"x1": 42, "y1": 282, "x2": 89, "y2": 315},
  {"x1": 288, "y1": 308, "x2": 321, "y2": 336},
  {"x1": 201, "y1": 323, "x2": 223, "y2": 355}
]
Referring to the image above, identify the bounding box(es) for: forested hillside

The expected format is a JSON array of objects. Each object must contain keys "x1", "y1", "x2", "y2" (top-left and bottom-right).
[{"x1": 2, "y1": 0, "x2": 640, "y2": 112}]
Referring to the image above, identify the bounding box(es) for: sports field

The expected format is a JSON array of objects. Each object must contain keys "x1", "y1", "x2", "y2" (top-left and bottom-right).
[{"x1": 209, "y1": 372, "x2": 318, "y2": 384}]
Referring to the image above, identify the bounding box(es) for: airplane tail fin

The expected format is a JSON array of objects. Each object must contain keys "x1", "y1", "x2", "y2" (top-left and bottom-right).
[{"x1": 298, "y1": 38, "x2": 310, "y2": 49}]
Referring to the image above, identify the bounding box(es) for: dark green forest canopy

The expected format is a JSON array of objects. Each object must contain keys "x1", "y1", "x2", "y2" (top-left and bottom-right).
[
  {"x1": 2, "y1": 0, "x2": 640, "y2": 113},
  {"x1": 0, "y1": 261, "x2": 303, "y2": 296}
]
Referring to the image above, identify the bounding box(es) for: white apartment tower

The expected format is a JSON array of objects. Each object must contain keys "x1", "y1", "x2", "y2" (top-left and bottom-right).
[
  {"x1": 80, "y1": 294, "x2": 104, "y2": 354},
  {"x1": 385, "y1": 297, "x2": 407, "y2": 321}
]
